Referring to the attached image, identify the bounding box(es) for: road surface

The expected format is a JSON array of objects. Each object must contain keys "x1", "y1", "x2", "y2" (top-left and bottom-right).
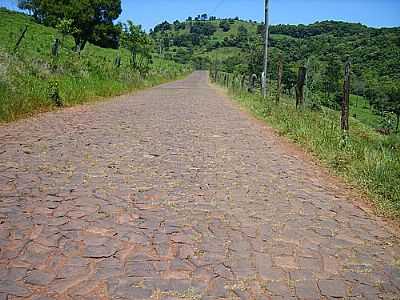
[{"x1": 0, "y1": 71, "x2": 399, "y2": 299}]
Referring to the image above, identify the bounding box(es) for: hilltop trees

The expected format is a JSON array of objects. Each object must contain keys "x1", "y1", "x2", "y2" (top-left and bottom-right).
[
  {"x1": 219, "y1": 20, "x2": 231, "y2": 32},
  {"x1": 190, "y1": 22, "x2": 217, "y2": 36},
  {"x1": 153, "y1": 21, "x2": 172, "y2": 33},
  {"x1": 17, "y1": 0, "x2": 122, "y2": 50}
]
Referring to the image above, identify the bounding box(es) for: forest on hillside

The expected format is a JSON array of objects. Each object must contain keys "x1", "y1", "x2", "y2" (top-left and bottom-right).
[{"x1": 151, "y1": 16, "x2": 400, "y2": 131}]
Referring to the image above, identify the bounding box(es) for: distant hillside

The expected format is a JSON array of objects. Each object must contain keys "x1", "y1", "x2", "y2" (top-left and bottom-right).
[{"x1": 150, "y1": 18, "x2": 400, "y2": 81}]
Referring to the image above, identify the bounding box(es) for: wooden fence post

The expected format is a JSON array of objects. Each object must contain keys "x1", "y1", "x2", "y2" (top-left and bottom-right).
[
  {"x1": 114, "y1": 54, "x2": 121, "y2": 68},
  {"x1": 14, "y1": 25, "x2": 28, "y2": 52},
  {"x1": 341, "y1": 60, "x2": 351, "y2": 132},
  {"x1": 51, "y1": 38, "x2": 61, "y2": 57},
  {"x1": 276, "y1": 58, "x2": 283, "y2": 104},
  {"x1": 295, "y1": 66, "x2": 307, "y2": 109},
  {"x1": 241, "y1": 75, "x2": 246, "y2": 91}
]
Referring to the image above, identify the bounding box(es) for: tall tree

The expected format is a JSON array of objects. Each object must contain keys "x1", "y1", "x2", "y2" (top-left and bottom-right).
[
  {"x1": 121, "y1": 21, "x2": 153, "y2": 74},
  {"x1": 18, "y1": 0, "x2": 122, "y2": 50}
]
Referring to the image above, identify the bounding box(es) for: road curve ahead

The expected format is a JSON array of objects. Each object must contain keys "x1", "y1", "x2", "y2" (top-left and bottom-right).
[{"x1": 0, "y1": 71, "x2": 399, "y2": 299}]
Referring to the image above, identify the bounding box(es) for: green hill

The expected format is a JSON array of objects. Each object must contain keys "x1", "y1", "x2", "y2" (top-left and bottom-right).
[
  {"x1": 0, "y1": 8, "x2": 190, "y2": 122},
  {"x1": 151, "y1": 18, "x2": 400, "y2": 130},
  {"x1": 151, "y1": 18, "x2": 399, "y2": 79}
]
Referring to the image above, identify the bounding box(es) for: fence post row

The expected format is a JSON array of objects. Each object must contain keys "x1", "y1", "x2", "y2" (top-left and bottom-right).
[{"x1": 212, "y1": 58, "x2": 352, "y2": 135}]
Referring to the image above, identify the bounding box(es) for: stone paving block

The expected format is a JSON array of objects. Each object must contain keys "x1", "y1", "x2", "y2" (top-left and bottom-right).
[
  {"x1": 25, "y1": 270, "x2": 56, "y2": 286},
  {"x1": 0, "y1": 71, "x2": 399, "y2": 299},
  {"x1": 294, "y1": 280, "x2": 320, "y2": 299},
  {"x1": 0, "y1": 280, "x2": 31, "y2": 297},
  {"x1": 318, "y1": 279, "x2": 348, "y2": 298}
]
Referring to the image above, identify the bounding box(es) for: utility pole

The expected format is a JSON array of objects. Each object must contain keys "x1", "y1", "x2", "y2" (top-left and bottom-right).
[{"x1": 262, "y1": 0, "x2": 270, "y2": 98}]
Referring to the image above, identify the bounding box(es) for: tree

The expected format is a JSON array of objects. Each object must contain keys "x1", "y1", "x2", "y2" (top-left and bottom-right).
[
  {"x1": 237, "y1": 25, "x2": 248, "y2": 45},
  {"x1": 173, "y1": 20, "x2": 185, "y2": 31},
  {"x1": 244, "y1": 41, "x2": 263, "y2": 76},
  {"x1": 55, "y1": 18, "x2": 76, "y2": 41},
  {"x1": 380, "y1": 82, "x2": 400, "y2": 132},
  {"x1": 305, "y1": 56, "x2": 323, "y2": 105},
  {"x1": 322, "y1": 54, "x2": 341, "y2": 105},
  {"x1": 190, "y1": 22, "x2": 217, "y2": 36},
  {"x1": 121, "y1": 21, "x2": 153, "y2": 75},
  {"x1": 219, "y1": 20, "x2": 231, "y2": 32},
  {"x1": 153, "y1": 21, "x2": 171, "y2": 33},
  {"x1": 18, "y1": 0, "x2": 122, "y2": 50},
  {"x1": 352, "y1": 75, "x2": 366, "y2": 98},
  {"x1": 282, "y1": 67, "x2": 297, "y2": 94}
]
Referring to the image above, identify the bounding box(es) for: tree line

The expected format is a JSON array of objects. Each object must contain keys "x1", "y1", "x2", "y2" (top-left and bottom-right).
[{"x1": 152, "y1": 16, "x2": 400, "y2": 132}]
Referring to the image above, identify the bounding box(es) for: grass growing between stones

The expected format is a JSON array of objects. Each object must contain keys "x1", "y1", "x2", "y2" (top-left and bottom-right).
[
  {"x1": 0, "y1": 8, "x2": 191, "y2": 123},
  {"x1": 218, "y1": 84, "x2": 400, "y2": 218}
]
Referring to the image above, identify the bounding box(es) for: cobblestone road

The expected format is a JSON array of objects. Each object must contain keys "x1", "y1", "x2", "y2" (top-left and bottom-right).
[{"x1": 0, "y1": 71, "x2": 399, "y2": 299}]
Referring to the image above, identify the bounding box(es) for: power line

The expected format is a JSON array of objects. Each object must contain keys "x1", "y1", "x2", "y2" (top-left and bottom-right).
[{"x1": 210, "y1": 0, "x2": 226, "y2": 16}]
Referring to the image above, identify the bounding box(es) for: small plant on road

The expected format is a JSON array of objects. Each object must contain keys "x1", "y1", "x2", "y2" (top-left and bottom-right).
[{"x1": 47, "y1": 80, "x2": 62, "y2": 107}]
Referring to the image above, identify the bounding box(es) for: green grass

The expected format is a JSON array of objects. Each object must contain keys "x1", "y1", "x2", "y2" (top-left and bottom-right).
[
  {"x1": 210, "y1": 20, "x2": 258, "y2": 41},
  {"x1": 214, "y1": 76, "x2": 400, "y2": 218},
  {"x1": 0, "y1": 8, "x2": 191, "y2": 122},
  {"x1": 350, "y1": 95, "x2": 386, "y2": 129},
  {"x1": 199, "y1": 47, "x2": 242, "y2": 60}
]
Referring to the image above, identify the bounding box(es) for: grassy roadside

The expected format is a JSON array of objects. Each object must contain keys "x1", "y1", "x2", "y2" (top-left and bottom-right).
[
  {"x1": 215, "y1": 82, "x2": 400, "y2": 218},
  {"x1": 0, "y1": 8, "x2": 191, "y2": 123}
]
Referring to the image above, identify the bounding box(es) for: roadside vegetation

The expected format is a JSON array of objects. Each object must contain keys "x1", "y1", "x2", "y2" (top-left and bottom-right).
[
  {"x1": 212, "y1": 74, "x2": 400, "y2": 218},
  {"x1": 0, "y1": 6, "x2": 191, "y2": 122}
]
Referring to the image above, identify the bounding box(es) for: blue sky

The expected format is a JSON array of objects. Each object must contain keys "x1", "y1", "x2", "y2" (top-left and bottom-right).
[{"x1": 1, "y1": 0, "x2": 400, "y2": 30}]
